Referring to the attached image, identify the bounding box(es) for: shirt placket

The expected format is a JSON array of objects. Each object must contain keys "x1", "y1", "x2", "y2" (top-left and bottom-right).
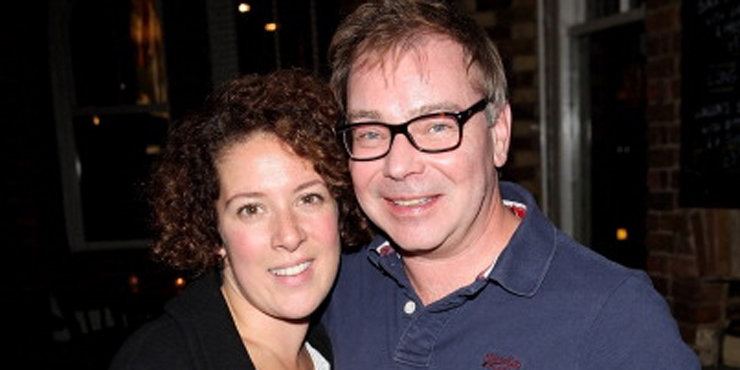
[{"x1": 375, "y1": 252, "x2": 491, "y2": 368}]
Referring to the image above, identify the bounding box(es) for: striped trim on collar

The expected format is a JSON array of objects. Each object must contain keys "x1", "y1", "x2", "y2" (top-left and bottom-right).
[{"x1": 371, "y1": 199, "x2": 529, "y2": 281}]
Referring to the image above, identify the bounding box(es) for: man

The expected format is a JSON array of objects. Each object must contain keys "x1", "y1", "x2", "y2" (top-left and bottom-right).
[{"x1": 321, "y1": 0, "x2": 700, "y2": 369}]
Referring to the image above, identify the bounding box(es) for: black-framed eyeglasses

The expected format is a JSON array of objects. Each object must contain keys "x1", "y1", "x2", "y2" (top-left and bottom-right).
[{"x1": 337, "y1": 99, "x2": 489, "y2": 161}]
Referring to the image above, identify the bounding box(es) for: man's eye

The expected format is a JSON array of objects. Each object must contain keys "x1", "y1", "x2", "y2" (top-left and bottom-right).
[
  {"x1": 354, "y1": 127, "x2": 385, "y2": 142},
  {"x1": 360, "y1": 132, "x2": 380, "y2": 140},
  {"x1": 428, "y1": 121, "x2": 455, "y2": 133}
]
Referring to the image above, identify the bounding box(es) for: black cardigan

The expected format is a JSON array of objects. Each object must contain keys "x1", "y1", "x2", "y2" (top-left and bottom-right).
[{"x1": 109, "y1": 270, "x2": 333, "y2": 370}]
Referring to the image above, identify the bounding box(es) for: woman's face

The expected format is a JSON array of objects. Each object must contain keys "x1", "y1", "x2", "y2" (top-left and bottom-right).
[{"x1": 215, "y1": 132, "x2": 341, "y2": 321}]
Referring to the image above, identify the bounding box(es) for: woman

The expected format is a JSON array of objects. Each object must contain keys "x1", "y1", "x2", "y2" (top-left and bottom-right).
[{"x1": 110, "y1": 69, "x2": 370, "y2": 370}]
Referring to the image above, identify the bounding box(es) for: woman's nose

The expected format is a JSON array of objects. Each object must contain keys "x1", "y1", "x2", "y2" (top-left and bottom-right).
[{"x1": 272, "y1": 210, "x2": 307, "y2": 252}]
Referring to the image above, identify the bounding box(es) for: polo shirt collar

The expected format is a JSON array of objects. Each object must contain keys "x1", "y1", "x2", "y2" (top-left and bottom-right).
[
  {"x1": 364, "y1": 181, "x2": 557, "y2": 299},
  {"x1": 488, "y1": 182, "x2": 558, "y2": 297}
]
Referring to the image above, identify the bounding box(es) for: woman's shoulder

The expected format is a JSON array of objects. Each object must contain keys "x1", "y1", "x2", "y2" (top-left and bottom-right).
[
  {"x1": 109, "y1": 315, "x2": 191, "y2": 370},
  {"x1": 306, "y1": 322, "x2": 333, "y2": 365}
]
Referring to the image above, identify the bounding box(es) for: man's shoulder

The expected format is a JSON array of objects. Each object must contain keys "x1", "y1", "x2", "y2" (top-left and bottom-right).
[
  {"x1": 550, "y1": 231, "x2": 650, "y2": 292},
  {"x1": 544, "y1": 234, "x2": 699, "y2": 367},
  {"x1": 498, "y1": 181, "x2": 660, "y2": 305},
  {"x1": 552, "y1": 239, "x2": 668, "y2": 323},
  {"x1": 533, "y1": 229, "x2": 674, "y2": 325}
]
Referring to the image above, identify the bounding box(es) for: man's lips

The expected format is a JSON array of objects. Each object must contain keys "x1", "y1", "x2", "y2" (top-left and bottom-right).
[{"x1": 384, "y1": 195, "x2": 439, "y2": 207}]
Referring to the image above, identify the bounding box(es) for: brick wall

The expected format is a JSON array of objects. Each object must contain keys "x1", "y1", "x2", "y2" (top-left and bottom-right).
[
  {"x1": 645, "y1": 0, "x2": 739, "y2": 365},
  {"x1": 468, "y1": 0, "x2": 542, "y2": 202},
  {"x1": 468, "y1": 0, "x2": 739, "y2": 364}
]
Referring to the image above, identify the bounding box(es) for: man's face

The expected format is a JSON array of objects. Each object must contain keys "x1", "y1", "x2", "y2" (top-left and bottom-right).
[{"x1": 345, "y1": 35, "x2": 510, "y2": 258}]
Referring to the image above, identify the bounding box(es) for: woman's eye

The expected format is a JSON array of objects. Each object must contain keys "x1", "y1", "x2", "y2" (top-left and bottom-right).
[
  {"x1": 300, "y1": 193, "x2": 325, "y2": 205},
  {"x1": 237, "y1": 204, "x2": 262, "y2": 216}
]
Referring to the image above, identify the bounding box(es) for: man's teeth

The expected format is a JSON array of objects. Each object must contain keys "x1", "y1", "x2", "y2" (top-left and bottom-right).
[
  {"x1": 270, "y1": 261, "x2": 311, "y2": 277},
  {"x1": 392, "y1": 197, "x2": 431, "y2": 207}
]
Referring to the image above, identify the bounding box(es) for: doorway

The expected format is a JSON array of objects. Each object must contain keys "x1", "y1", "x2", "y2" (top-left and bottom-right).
[
  {"x1": 582, "y1": 22, "x2": 647, "y2": 269},
  {"x1": 545, "y1": 1, "x2": 647, "y2": 269}
]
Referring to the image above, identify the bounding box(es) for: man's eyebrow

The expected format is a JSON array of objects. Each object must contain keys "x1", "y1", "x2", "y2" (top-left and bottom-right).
[
  {"x1": 414, "y1": 102, "x2": 463, "y2": 115},
  {"x1": 347, "y1": 102, "x2": 463, "y2": 123},
  {"x1": 347, "y1": 109, "x2": 381, "y2": 121}
]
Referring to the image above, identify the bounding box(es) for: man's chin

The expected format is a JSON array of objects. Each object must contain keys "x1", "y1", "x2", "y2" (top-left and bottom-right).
[{"x1": 390, "y1": 236, "x2": 444, "y2": 257}]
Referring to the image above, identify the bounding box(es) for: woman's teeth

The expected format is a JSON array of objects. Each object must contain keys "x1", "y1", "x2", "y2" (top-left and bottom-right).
[{"x1": 270, "y1": 261, "x2": 311, "y2": 277}]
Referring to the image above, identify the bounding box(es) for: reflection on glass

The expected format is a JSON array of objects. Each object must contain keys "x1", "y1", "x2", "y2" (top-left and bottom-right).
[{"x1": 130, "y1": 0, "x2": 167, "y2": 106}]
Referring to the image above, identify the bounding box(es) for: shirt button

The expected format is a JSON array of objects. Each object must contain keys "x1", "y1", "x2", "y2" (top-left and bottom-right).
[{"x1": 403, "y1": 300, "x2": 416, "y2": 315}]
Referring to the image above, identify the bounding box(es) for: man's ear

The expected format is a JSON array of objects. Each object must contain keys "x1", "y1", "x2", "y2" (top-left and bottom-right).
[{"x1": 490, "y1": 103, "x2": 512, "y2": 168}]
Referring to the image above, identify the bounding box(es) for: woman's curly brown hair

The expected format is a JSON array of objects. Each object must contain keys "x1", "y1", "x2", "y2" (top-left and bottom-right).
[{"x1": 149, "y1": 69, "x2": 371, "y2": 274}]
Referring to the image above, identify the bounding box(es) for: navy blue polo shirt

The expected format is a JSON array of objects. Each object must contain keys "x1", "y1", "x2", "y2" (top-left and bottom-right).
[{"x1": 322, "y1": 182, "x2": 699, "y2": 369}]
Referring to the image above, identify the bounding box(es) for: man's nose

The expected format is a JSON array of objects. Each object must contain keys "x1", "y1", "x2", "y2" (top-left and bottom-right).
[{"x1": 383, "y1": 133, "x2": 424, "y2": 180}]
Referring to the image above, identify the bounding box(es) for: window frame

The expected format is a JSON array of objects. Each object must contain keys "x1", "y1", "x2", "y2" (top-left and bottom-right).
[
  {"x1": 49, "y1": 0, "x2": 176, "y2": 251},
  {"x1": 540, "y1": 0, "x2": 645, "y2": 242}
]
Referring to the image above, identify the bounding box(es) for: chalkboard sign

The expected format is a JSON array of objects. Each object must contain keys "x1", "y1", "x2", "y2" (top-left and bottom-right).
[{"x1": 681, "y1": 0, "x2": 740, "y2": 208}]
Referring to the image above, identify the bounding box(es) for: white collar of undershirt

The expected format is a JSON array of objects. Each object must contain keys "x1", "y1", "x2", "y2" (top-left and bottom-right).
[{"x1": 306, "y1": 341, "x2": 330, "y2": 370}]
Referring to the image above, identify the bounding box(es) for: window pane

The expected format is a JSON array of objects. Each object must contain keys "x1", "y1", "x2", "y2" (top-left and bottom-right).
[
  {"x1": 587, "y1": 0, "x2": 643, "y2": 20},
  {"x1": 235, "y1": 0, "x2": 279, "y2": 73},
  {"x1": 587, "y1": 0, "x2": 620, "y2": 20},
  {"x1": 583, "y1": 23, "x2": 647, "y2": 269},
  {"x1": 73, "y1": 112, "x2": 168, "y2": 241},
  {"x1": 70, "y1": 0, "x2": 167, "y2": 107},
  {"x1": 235, "y1": 0, "x2": 341, "y2": 75}
]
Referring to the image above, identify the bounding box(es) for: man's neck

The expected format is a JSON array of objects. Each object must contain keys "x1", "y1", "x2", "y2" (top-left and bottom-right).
[{"x1": 401, "y1": 200, "x2": 521, "y2": 306}]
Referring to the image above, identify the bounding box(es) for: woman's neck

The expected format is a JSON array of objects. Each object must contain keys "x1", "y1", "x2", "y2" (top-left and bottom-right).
[{"x1": 220, "y1": 276, "x2": 313, "y2": 370}]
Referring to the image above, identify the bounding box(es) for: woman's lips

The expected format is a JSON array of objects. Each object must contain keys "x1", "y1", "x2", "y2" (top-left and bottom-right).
[{"x1": 269, "y1": 260, "x2": 312, "y2": 277}]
